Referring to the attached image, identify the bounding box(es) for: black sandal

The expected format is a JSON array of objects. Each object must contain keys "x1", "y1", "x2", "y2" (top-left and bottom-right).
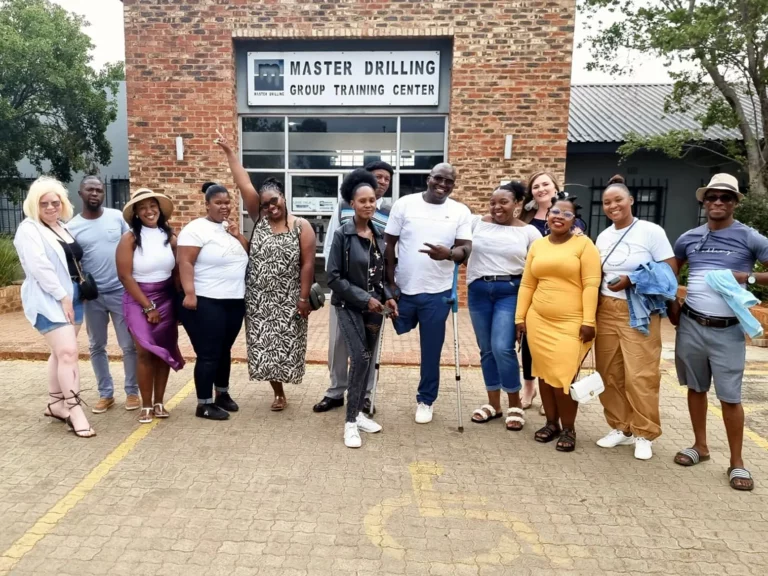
[
  {"x1": 534, "y1": 422, "x2": 561, "y2": 443},
  {"x1": 556, "y1": 429, "x2": 576, "y2": 452},
  {"x1": 43, "y1": 392, "x2": 67, "y2": 423},
  {"x1": 64, "y1": 390, "x2": 96, "y2": 439}
]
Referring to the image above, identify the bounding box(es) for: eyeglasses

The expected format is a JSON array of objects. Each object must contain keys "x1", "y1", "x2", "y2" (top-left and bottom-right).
[
  {"x1": 39, "y1": 200, "x2": 61, "y2": 209},
  {"x1": 549, "y1": 208, "x2": 575, "y2": 220},
  {"x1": 703, "y1": 193, "x2": 736, "y2": 204}
]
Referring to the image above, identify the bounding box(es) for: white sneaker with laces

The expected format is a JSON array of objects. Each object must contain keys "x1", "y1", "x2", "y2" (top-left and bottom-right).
[
  {"x1": 415, "y1": 402, "x2": 433, "y2": 424},
  {"x1": 634, "y1": 437, "x2": 653, "y2": 460},
  {"x1": 356, "y1": 413, "x2": 382, "y2": 433},
  {"x1": 596, "y1": 429, "x2": 635, "y2": 448},
  {"x1": 344, "y1": 422, "x2": 362, "y2": 448}
]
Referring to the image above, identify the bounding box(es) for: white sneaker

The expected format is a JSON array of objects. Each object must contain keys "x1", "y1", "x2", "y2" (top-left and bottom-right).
[
  {"x1": 415, "y1": 402, "x2": 433, "y2": 424},
  {"x1": 356, "y1": 413, "x2": 382, "y2": 433},
  {"x1": 596, "y1": 429, "x2": 635, "y2": 448},
  {"x1": 634, "y1": 437, "x2": 653, "y2": 460},
  {"x1": 344, "y1": 422, "x2": 362, "y2": 448}
]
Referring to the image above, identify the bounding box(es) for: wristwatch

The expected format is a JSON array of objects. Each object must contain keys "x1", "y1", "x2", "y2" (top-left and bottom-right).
[
  {"x1": 747, "y1": 274, "x2": 757, "y2": 285},
  {"x1": 142, "y1": 301, "x2": 157, "y2": 315}
]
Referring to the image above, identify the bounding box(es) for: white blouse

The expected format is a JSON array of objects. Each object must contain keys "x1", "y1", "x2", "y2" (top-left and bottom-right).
[
  {"x1": 133, "y1": 226, "x2": 175, "y2": 283},
  {"x1": 466, "y1": 218, "x2": 542, "y2": 285}
]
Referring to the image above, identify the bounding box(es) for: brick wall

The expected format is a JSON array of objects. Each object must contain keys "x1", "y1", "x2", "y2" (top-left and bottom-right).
[
  {"x1": 123, "y1": 0, "x2": 577, "y2": 226},
  {"x1": 0, "y1": 284, "x2": 22, "y2": 315}
]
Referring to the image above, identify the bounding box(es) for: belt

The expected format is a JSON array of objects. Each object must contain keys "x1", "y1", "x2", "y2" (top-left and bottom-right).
[
  {"x1": 480, "y1": 275, "x2": 520, "y2": 282},
  {"x1": 681, "y1": 303, "x2": 740, "y2": 329}
]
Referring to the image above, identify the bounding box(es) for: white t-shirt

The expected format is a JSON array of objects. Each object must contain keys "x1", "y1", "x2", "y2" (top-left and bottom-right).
[
  {"x1": 177, "y1": 218, "x2": 248, "y2": 299},
  {"x1": 596, "y1": 219, "x2": 674, "y2": 300},
  {"x1": 385, "y1": 193, "x2": 473, "y2": 295},
  {"x1": 466, "y1": 218, "x2": 541, "y2": 285}
]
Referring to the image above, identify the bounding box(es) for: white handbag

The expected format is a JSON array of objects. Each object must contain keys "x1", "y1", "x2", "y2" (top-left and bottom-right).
[{"x1": 569, "y1": 349, "x2": 604, "y2": 404}]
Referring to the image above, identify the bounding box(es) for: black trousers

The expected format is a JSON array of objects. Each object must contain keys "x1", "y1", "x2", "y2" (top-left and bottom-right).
[
  {"x1": 336, "y1": 306, "x2": 383, "y2": 423},
  {"x1": 179, "y1": 296, "x2": 244, "y2": 402},
  {"x1": 522, "y1": 334, "x2": 533, "y2": 382}
]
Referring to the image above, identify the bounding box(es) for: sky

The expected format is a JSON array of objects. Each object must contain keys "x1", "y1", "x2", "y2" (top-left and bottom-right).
[{"x1": 52, "y1": 0, "x2": 674, "y2": 84}]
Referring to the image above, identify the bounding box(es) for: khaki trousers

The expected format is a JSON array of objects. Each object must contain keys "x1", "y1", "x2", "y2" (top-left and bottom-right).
[{"x1": 595, "y1": 295, "x2": 662, "y2": 440}]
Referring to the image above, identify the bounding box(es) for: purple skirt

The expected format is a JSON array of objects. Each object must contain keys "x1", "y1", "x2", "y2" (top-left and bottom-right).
[{"x1": 122, "y1": 278, "x2": 185, "y2": 371}]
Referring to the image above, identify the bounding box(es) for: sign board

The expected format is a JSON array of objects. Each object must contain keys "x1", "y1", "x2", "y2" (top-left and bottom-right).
[
  {"x1": 247, "y1": 51, "x2": 440, "y2": 107},
  {"x1": 292, "y1": 197, "x2": 337, "y2": 214}
]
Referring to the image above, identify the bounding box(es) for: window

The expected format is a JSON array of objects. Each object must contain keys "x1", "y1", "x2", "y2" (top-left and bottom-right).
[
  {"x1": 288, "y1": 117, "x2": 397, "y2": 170},
  {"x1": 400, "y1": 117, "x2": 445, "y2": 170},
  {"x1": 588, "y1": 179, "x2": 666, "y2": 239},
  {"x1": 399, "y1": 173, "x2": 429, "y2": 197},
  {"x1": 107, "y1": 178, "x2": 131, "y2": 210},
  {"x1": 242, "y1": 117, "x2": 285, "y2": 169}
]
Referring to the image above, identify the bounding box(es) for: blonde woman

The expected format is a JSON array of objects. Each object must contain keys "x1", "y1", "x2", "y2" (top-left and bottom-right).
[{"x1": 14, "y1": 177, "x2": 95, "y2": 438}]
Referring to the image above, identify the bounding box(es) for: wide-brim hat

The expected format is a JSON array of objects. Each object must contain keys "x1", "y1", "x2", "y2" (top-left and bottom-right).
[
  {"x1": 122, "y1": 188, "x2": 174, "y2": 223},
  {"x1": 695, "y1": 173, "x2": 744, "y2": 202}
]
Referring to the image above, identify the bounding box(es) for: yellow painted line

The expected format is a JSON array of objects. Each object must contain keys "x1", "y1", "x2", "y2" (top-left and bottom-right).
[
  {"x1": 0, "y1": 379, "x2": 195, "y2": 575},
  {"x1": 662, "y1": 376, "x2": 768, "y2": 452}
]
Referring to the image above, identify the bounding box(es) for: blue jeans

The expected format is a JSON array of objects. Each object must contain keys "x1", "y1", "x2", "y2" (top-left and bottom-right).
[
  {"x1": 393, "y1": 291, "x2": 451, "y2": 406},
  {"x1": 468, "y1": 279, "x2": 521, "y2": 394}
]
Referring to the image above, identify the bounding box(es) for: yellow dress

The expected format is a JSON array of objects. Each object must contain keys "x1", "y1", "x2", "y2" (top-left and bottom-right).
[{"x1": 514, "y1": 235, "x2": 601, "y2": 391}]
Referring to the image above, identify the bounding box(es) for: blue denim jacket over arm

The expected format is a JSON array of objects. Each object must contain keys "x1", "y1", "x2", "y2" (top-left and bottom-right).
[{"x1": 624, "y1": 261, "x2": 678, "y2": 335}]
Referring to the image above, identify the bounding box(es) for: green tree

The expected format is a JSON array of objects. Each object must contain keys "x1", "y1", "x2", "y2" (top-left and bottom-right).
[
  {"x1": 0, "y1": 0, "x2": 124, "y2": 195},
  {"x1": 579, "y1": 0, "x2": 768, "y2": 197}
]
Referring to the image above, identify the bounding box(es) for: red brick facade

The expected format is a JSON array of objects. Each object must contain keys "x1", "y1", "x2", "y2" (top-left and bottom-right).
[{"x1": 123, "y1": 0, "x2": 577, "y2": 224}]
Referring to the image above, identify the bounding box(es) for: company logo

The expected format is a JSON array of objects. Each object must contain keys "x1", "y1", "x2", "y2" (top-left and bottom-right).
[{"x1": 253, "y1": 59, "x2": 284, "y2": 93}]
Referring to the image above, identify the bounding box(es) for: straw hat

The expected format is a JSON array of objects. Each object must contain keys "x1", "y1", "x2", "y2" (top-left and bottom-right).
[
  {"x1": 122, "y1": 188, "x2": 174, "y2": 223},
  {"x1": 695, "y1": 174, "x2": 744, "y2": 202}
]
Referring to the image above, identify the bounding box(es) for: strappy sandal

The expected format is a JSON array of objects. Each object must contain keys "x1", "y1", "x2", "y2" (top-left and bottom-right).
[
  {"x1": 471, "y1": 404, "x2": 502, "y2": 423},
  {"x1": 44, "y1": 392, "x2": 67, "y2": 423},
  {"x1": 271, "y1": 396, "x2": 287, "y2": 412},
  {"x1": 138, "y1": 407, "x2": 154, "y2": 424},
  {"x1": 505, "y1": 407, "x2": 525, "y2": 431},
  {"x1": 674, "y1": 447, "x2": 711, "y2": 467},
  {"x1": 556, "y1": 429, "x2": 576, "y2": 453},
  {"x1": 64, "y1": 390, "x2": 96, "y2": 438},
  {"x1": 727, "y1": 467, "x2": 755, "y2": 491},
  {"x1": 153, "y1": 403, "x2": 170, "y2": 418},
  {"x1": 534, "y1": 422, "x2": 561, "y2": 443}
]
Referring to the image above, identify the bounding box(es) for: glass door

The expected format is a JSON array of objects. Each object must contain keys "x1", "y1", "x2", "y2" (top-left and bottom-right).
[{"x1": 288, "y1": 173, "x2": 343, "y2": 257}]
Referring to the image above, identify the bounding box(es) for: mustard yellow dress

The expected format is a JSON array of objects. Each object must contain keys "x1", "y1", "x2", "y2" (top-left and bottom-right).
[{"x1": 514, "y1": 235, "x2": 601, "y2": 392}]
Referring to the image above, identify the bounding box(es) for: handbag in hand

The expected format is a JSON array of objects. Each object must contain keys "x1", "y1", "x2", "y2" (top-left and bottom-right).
[
  {"x1": 569, "y1": 348, "x2": 604, "y2": 404},
  {"x1": 43, "y1": 223, "x2": 99, "y2": 301}
]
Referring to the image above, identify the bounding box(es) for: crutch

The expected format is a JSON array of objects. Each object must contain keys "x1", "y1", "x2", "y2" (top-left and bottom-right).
[
  {"x1": 368, "y1": 324, "x2": 385, "y2": 415},
  {"x1": 442, "y1": 263, "x2": 464, "y2": 432}
]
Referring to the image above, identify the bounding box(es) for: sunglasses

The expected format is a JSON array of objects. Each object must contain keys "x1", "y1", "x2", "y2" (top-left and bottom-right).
[
  {"x1": 549, "y1": 208, "x2": 575, "y2": 220},
  {"x1": 260, "y1": 197, "x2": 281, "y2": 211},
  {"x1": 39, "y1": 200, "x2": 62, "y2": 209},
  {"x1": 703, "y1": 193, "x2": 736, "y2": 204}
]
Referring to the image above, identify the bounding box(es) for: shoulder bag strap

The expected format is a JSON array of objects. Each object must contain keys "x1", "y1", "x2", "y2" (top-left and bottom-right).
[
  {"x1": 42, "y1": 222, "x2": 85, "y2": 282},
  {"x1": 600, "y1": 219, "x2": 638, "y2": 271}
]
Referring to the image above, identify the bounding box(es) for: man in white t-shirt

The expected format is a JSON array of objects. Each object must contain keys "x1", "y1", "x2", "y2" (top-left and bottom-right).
[{"x1": 384, "y1": 163, "x2": 473, "y2": 424}]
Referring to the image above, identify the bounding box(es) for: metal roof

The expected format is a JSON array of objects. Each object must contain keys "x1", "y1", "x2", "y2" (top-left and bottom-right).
[{"x1": 568, "y1": 84, "x2": 757, "y2": 143}]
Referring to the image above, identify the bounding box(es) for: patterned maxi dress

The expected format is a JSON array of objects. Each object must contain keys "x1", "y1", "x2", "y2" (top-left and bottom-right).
[{"x1": 245, "y1": 218, "x2": 308, "y2": 384}]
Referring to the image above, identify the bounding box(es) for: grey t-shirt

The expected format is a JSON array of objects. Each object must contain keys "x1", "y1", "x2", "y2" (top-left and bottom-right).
[
  {"x1": 674, "y1": 221, "x2": 768, "y2": 317},
  {"x1": 67, "y1": 209, "x2": 129, "y2": 293}
]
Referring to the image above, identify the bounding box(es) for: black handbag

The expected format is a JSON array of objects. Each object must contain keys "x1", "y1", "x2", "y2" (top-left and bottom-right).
[{"x1": 43, "y1": 223, "x2": 99, "y2": 301}]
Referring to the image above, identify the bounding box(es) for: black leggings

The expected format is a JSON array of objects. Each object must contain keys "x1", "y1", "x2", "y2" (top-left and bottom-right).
[
  {"x1": 522, "y1": 334, "x2": 533, "y2": 381},
  {"x1": 179, "y1": 296, "x2": 244, "y2": 403},
  {"x1": 336, "y1": 306, "x2": 383, "y2": 423}
]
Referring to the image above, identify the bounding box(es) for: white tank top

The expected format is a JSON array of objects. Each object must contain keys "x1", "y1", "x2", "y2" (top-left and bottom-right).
[{"x1": 132, "y1": 226, "x2": 175, "y2": 283}]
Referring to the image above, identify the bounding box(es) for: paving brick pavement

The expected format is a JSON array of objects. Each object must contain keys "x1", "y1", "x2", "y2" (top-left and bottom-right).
[{"x1": 2, "y1": 359, "x2": 768, "y2": 575}]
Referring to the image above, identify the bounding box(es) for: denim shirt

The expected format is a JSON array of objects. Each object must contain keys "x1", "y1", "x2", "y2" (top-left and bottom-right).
[
  {"x1": 704, "y1": 270, "x2": 763, "y2": 338},
  {"x1": 625, "y1": 261, "x2": 678, "y2": 335}
]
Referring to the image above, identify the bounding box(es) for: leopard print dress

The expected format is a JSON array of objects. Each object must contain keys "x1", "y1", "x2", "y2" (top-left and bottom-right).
[{"x1": 244, "y1": 218, "x2": 307, "y2": 384}]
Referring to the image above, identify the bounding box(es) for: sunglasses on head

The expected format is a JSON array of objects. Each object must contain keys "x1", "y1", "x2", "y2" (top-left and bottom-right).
[
  {"x1": 549, "y1": 207, "x2": 575, "y2": 220},
  {"x1": 703, "y1": 193, "x2": 736, "y2": 204}
]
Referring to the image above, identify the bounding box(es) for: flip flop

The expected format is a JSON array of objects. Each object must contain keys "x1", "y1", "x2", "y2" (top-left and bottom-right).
[
  {"x1": 271, "y1": 396, "x2": 287, "y2": 412},
  {"x1": 674, "y1": 447, "x2": 711, "y2": 467},
  {"x1": 471, "y1": 404, "x2": 502, "y2": 424}
]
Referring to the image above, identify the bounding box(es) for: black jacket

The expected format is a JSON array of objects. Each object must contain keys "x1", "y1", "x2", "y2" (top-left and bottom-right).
[{"x1": 327, "y1": 217, "x2": 393, "y2": 310}]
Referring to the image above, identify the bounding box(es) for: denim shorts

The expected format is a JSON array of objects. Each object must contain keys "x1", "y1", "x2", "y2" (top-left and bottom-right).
[{"x1": 34, "y1": 282, "x2": 84, "y2": 334}]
